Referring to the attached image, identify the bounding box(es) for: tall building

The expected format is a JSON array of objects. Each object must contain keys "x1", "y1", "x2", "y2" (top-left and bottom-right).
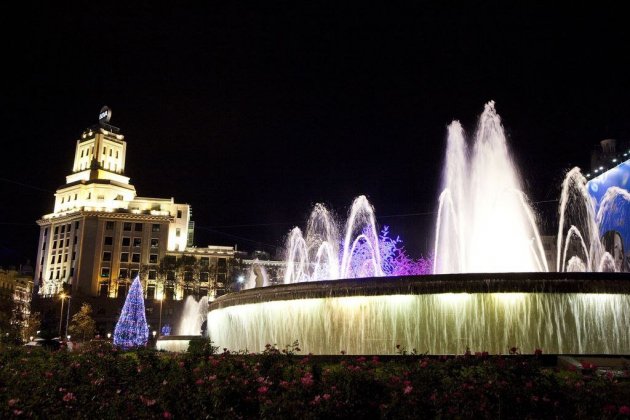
[{"x1": 34, "y1": 107, "x2": 191, "y2": 299}]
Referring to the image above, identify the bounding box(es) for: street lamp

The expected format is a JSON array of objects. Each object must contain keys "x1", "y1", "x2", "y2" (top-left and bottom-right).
[
  {"x1": 64, "y1": 295, "x2": 71, "y2": 339},
  {"x1": 107, "y1": 332, "x2": 111, "y2": 340},
  {"x1": 58, "y1": 293, "x2": 67, "y2": 337},
  {"x1": 158, "y1": 296, "x2": 164, "y2": 336}
]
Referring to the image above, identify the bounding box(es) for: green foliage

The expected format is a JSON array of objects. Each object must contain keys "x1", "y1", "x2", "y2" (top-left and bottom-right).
[
  {"x1": 22, "y1": 312, "x2": 41, "y2": 342},
  {"x1": 186, "y1": 337, "x2": 218, "y2": 358},
  {"x1": 0, "y1": 342, "x2": 629, "y2": 419},
  {"x1": 68, "y1": 303, "x2": 96, "y2": 342}
]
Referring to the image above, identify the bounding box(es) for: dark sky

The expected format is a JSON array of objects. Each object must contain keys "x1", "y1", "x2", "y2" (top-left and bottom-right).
[{"x1": 2, "y1": 4, "x2": 630, "y2": 266}]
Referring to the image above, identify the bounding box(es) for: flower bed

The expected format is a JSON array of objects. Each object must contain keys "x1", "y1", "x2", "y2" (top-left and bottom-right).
[{"x1": 1, "y1": 341, "x2": 629, "y2": 419}]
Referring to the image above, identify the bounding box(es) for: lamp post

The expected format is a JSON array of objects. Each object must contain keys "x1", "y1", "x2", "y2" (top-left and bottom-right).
[
  {"x1": 58, "y1": 293, "x2": 66, "y2": 337},
  {"x1": 64, "y1": 295, "x2": 71, "y2": 339},
  {"x1": 158, "y1": 296, "x2": 164, "y2": 337}
]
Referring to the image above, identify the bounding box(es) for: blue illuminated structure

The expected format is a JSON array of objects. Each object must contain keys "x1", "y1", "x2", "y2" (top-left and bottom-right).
[
  {"x1": 113, "y1": 275, "x2": 149, "y2": 349},
  {"x1": 587, "y1": 159, "x2": 630, "y2": 272}
]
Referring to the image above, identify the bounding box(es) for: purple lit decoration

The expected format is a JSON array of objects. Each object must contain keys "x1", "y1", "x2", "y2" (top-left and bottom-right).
[
  {"x1": 379, "y1": 226, "x2": 433, "y2": 275},
  {"x1": 113, "y1": 275, "x2": 149, "y2": 349},
  {"x1": 348, "y1": 226, "x2": 433, "y2": 277},
  {"x1": 161, "y1": 324, "x2": 171, "y2": 336}
]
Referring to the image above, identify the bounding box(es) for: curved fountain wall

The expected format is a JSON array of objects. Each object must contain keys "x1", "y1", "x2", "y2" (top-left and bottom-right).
[{"x1": 207, "y1": 273, "x2": 630, "y2": 355}]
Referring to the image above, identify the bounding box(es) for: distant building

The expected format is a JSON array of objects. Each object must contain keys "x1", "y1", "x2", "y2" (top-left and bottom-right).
[
  {"x1": 587, "y1": 138, "x2": 630, "y2": 177},
  {"x1": 0, "y1": 264, "x2": 34, "y2": 336}
]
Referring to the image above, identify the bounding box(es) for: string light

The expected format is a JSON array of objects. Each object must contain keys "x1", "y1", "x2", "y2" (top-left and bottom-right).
[{"x1": 113, "y1": 275, "x2": 149, "y2": 349}]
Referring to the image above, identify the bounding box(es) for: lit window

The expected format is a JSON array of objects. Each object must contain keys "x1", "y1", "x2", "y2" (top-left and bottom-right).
[
  {"x1": 101, "y1": 267, "x2": 110, "y2": 278},
  {"x1": 150, "y1": 239, "x2": 159, "y2": 248}
]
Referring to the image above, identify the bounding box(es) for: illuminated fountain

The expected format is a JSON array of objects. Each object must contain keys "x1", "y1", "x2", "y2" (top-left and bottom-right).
[
  {"x1": 282, "y1": 196, "x2": 384, "y2": 284},
  {"x1": 177, "y1": 295, "x2": 208, "y2": 336},
  {"x1": 202, "y1": 101, "x2": 630, "y2": 355}
]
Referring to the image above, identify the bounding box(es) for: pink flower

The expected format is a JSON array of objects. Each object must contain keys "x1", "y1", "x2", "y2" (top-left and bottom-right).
[
  {"x1": 301, "y1": 373, "x2": 314, "y2": 387},
  {"x1": 207, "y1": 375, "x2": 216, "y2": 381},
  {"x1": 195, "y1": 379, "x2": 204, "y2": 385},
  {"x1": 13, "y1": 409, "x2": 23, "y2": 416},
  {"x1": 63, "y1": 392, "x2": 76, "y2": 402},
  {"x1": 257, "y1": 386, "x2": 268, "y2": 394},
  {"x1": 403, "y1": 385, "x2": 413, "y2": 395},
  {"x1": 163, "y1": 411, "x2": 172, "y2": 419},
  {"x1": 140, "y1": 395, "x2": 156, "y2": 406},
  {"x1": 45, "y1": 371, "x2": 53, "y2": 378},
  {"x1": 8, "y1": 399, "x2": 19, "y2": 407},
  {"x1": 619, "y1": 406, "x2": 630, "y2": 415},
  {"x1": 323, "y1": 393, "x2": 331, "y2": 401}
]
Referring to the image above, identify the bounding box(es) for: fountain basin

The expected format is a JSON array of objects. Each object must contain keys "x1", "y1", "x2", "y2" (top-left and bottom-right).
[
  {"x1": 208, "y1": 273, "x2": 630, "y2": 355},
  {"x1": 156, "y1": 335, "x2": 201, "y2": 352}
]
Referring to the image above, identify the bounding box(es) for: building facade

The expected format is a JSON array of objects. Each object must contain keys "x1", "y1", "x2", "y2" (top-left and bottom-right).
[
  {"x1": 35, "y1": 107, "x2": 191, "y2": 299},
  {"x1": 0, "y1": 264, "x2": 34, "y2": 338}
]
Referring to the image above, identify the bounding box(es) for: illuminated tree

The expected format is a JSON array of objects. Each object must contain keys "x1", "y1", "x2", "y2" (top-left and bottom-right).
[
  {"x1": 68, "y1": 303, "x2": 96, "y2": 342},
  {"x1": 349, "y1": 226, "x2": 434, "y2": 277},
  {"x1": 113, "y1": 276, "x2": 149, "y2": 349}
]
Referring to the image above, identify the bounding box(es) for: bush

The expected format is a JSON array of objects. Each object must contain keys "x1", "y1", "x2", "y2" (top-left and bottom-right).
[{"x1": 0, "y1": 342, "x2": 629, "y2": 419}]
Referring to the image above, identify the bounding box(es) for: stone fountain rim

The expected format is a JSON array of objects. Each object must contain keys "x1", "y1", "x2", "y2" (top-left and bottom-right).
[{"x1": 209, "y1": 272, "x2": 630, "y2": 311}]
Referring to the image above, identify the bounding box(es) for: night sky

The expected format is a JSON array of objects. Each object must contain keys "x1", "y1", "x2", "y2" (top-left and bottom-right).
[{"x1": 2, "y1": 4, "x2": 630, "y2": 266}]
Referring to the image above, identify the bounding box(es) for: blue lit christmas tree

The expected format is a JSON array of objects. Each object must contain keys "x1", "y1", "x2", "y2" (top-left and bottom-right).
[{"x1": 113, "y1": 275, "x2": 149, "y2": 349}]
